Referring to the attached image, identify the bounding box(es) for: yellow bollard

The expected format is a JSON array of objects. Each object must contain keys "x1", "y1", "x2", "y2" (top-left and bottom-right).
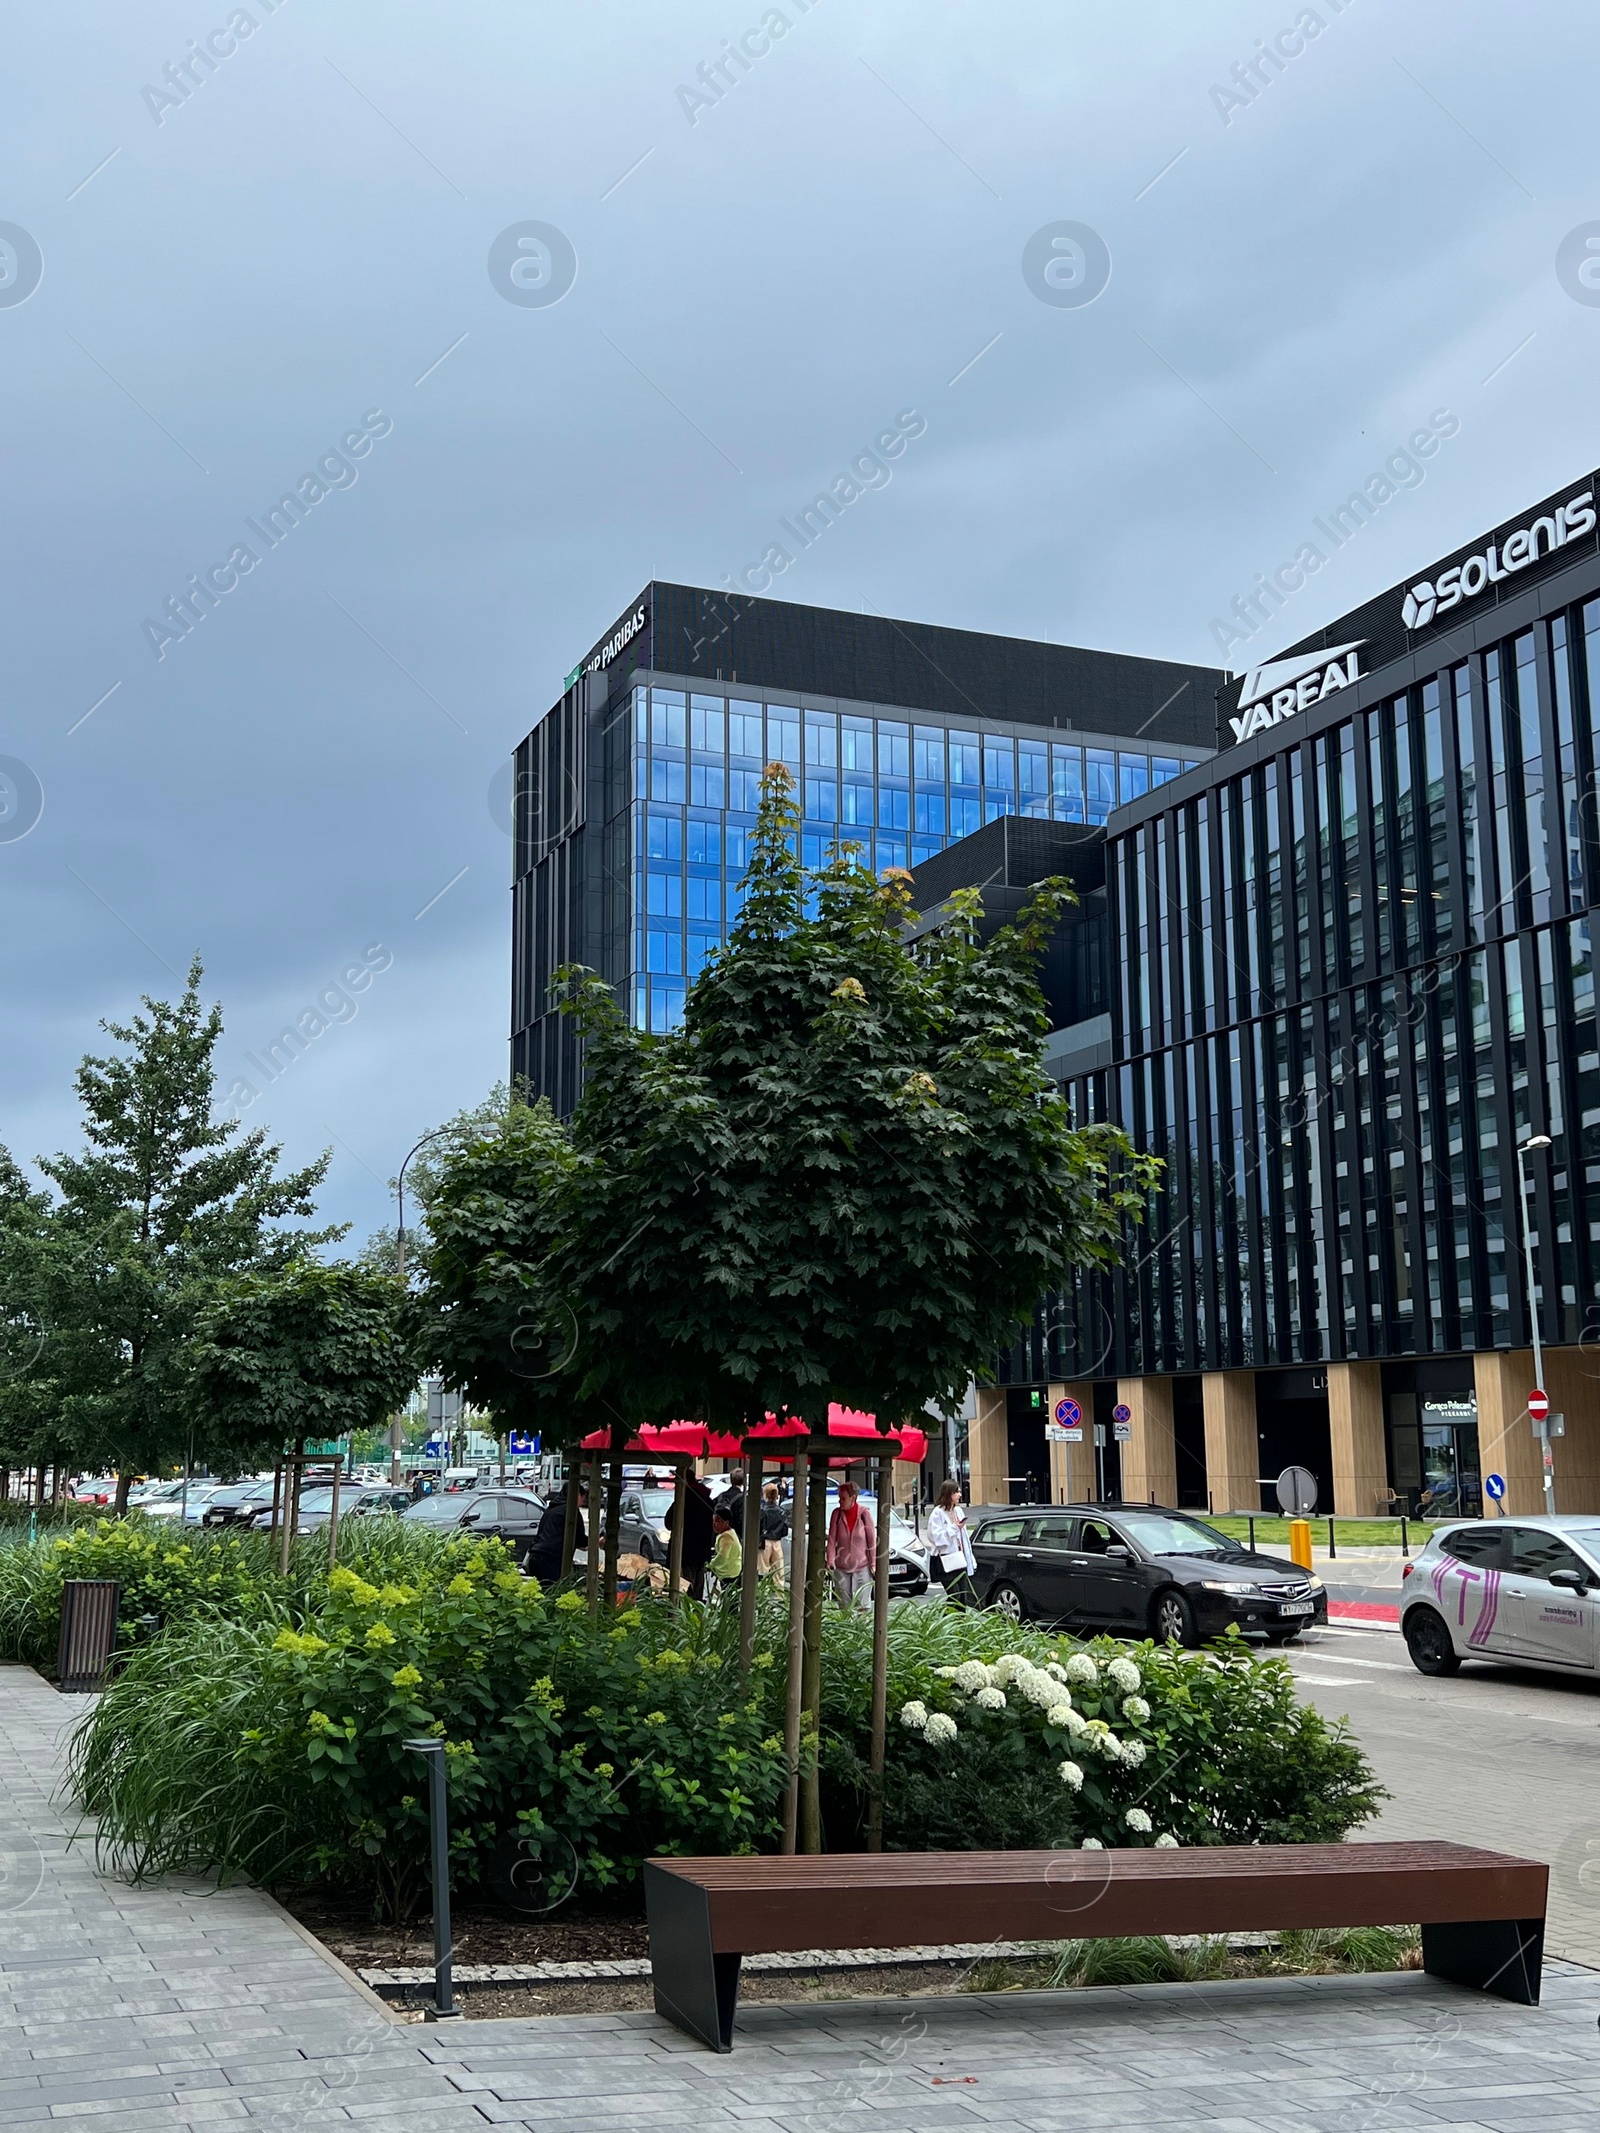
[{"x1": 1288, "y1": 1518, "x2": 1314, "y2": 1571}]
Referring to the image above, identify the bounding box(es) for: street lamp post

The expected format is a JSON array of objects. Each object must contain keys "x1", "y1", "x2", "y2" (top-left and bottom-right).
[{"x1": 1516, "y1": 1133, "x2": 1556, "y2": 1514}]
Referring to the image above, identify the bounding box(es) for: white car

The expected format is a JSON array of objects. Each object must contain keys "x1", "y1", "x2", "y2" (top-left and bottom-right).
[{"x1": 1400, "y1": 1514, "x2": 1600, "y2": 1677}]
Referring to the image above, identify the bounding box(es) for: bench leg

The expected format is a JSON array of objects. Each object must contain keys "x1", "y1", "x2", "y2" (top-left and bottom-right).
[
  {"x1": 1421, "y1": 1918, "x2": 1543, "y2": 2006},
  {"x1": 644, "y1": 1864, "x2": 742, "y2": 2051}
]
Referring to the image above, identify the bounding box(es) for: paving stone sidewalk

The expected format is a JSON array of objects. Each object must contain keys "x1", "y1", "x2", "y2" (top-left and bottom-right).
[{"x1": 4, "y1": 1663, "x2": 1600, "y2": 2131}]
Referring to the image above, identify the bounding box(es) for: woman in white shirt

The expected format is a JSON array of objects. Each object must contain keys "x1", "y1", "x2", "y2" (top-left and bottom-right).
[{"x1": 926, "y1": 1479, "x2": 974, "y2": 1605}]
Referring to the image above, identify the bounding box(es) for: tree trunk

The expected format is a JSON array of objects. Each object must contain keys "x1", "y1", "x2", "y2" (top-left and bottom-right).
[
  {"x1": 780, "y1": 1444, "x2": 809, "y2": 1853},
  {"x1": 738, "y1": 1447, "x2": 762, "y2": 1675},
  {"x1": 601, "y1": 1443, "x2": 624, "y2": 1611},
  {"x1": 866, "y1": 1448, "x2": 894, "y2": 1851},
  {"x1": 560, "y1": 1466, "x2": 580, "y2": 1577},
  {"x1": 798, "y1": 1446, "x2": 830, "y2": 1853},
  {"x1": 583, "y1": 1453, "x2": 603, "y2": 1612}
]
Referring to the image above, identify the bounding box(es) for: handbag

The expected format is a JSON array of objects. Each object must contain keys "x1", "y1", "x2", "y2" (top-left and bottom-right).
[{"x1": 938, "y1": 1547, "x2": 966, "y2": 1575}]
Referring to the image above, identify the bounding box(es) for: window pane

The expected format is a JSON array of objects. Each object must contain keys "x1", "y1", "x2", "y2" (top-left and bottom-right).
[
  {"x1": 804, "y1": 714, "x2": 837, "y2": 766},
  {"x1": 878, "y1": 722, "x2": 909, "y2": 777},
  {"x1": 950, "y1": 731, "x2": 981, "y2": 787},
  {"x1": 914, "y1": 726, "x2": 946, "y2": 782},
  {"x1": 651, "y1": 691, "x2": 686, "y2": 748},
  {"x1": 728, "y1": 702, "x2": 763, "y2": 757},
  {"x1": 1119, "y1": 754, "x2": 1150, "y2": 804}
]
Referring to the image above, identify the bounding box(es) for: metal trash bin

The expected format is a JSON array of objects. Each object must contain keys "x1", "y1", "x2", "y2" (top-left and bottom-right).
[{"x1": 58, "y1": 1579, "x2": 120, "y2": 1691}]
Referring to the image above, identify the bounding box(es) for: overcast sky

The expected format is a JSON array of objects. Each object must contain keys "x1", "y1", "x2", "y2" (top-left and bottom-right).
[{"x1": 4, "y1": 0, "x2": 1596, "y2": 1245}]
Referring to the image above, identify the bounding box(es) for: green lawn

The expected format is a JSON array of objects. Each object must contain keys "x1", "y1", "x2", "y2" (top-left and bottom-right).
[{"x1": 1207, "y1": 1514, "x2": 1434, "y2": 1551}]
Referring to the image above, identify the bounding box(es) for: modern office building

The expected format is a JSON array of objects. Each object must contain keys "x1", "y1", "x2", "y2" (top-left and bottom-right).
[
  {"x1": 950, "y1": 466, "x2": 1600, "y2": 1520},
  {"x1": 511, "y1": 584, "x2": 1218, "y2": 1115}
]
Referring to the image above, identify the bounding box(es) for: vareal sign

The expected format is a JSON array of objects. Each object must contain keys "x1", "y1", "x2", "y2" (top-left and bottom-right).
[{"x1": 1229, "y1": 639, "x2": 1363, "y2": 744}]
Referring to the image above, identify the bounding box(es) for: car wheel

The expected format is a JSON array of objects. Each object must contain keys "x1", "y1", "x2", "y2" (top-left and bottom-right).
[
  {"x1": 1403, "y1": 1606, "x2": 1461, "y2": 1677},
  {"x1": 989, "y1": 1583, "x2": 1026, "y2": 1623},
  {"x1": 1151, "y1": 1589, "x2": 1196, "y2": 1647}
]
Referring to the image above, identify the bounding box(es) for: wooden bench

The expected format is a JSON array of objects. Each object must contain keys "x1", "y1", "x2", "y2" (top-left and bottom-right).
[{"x1": 643, "y1": 1841, "x2": 1547, "y2": 2050}]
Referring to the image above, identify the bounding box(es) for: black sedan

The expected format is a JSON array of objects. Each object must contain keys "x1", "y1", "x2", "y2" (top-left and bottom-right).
[
  {"x1": 967, "y1": 1504, "x2": 1327, "y2": 1645},
  {"x1": 400, "y1": 1487, "x2": 547, "y2": 1565}
]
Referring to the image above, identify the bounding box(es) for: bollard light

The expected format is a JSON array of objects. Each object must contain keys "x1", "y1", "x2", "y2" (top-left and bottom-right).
[{"x1": 403, "y1": 1738, "x2": 461, "y2": 2019}]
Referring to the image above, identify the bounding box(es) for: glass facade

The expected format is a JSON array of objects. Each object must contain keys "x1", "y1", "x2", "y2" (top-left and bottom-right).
[
  {"x1": 622, "y1": 681, "x2": 1200, "y2": 1033},
  {"x1": 1043, "y1": 595, "x2": 1600, "y2": 1383}
]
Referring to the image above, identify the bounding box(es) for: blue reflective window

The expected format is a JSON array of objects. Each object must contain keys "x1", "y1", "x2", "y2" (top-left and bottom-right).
[
  {"x1": 646, "y1": 873, "x2": 681, "y2": 917},
  {"x1": 646, "y1": 811, "x2": 682, "y2": 860},
  {"x1": 729, "y1": 768, "x2": 763, "y2": 810},
  {"x1": 914, "y1": 727, "x2": 946, "y2": 781},
  {"x1": 651, "y1": 691, "x2": 686, "y2": 748},
  {"x1": 802, "y1": 832, "x2": 829, "y2": 870},
  {"x1": 725, "y1": 825, "x2": 753, "y2": 874},
  {"x1": 1020, "y1": 745, "x2": 1049, "y2": 816},
  {"x1": 804, "y1": 714, "x2": 838, "y2": 766},
  {"x1": 914, "y1": 788, "x2": 945, "y2": 833},
  {"x1": 842, "y1": 782, "x2": 874, "y2": 826},
  {"x1": 876, "y1": 833, "x2": 908, "y2": 871},
  {"x1": 651, "y1": 759, "x2": 685, "y2": 803},
  {"x1": 985, "y1": 796, "x2": 1015, "y2": 823},
  {"x1": 690, "y1": 761, "x2": 725, "y2": 807},
  {"x1": 690, "y1": 698, "x2": 724, "y2": 751},
  {"x1": 879, "y1": 787, "x2": 910, "y2": 830},
  {"x1": 983, "y1": 741, "x2": 1015, "y2": 791},
  {"x1": 949, "y1": 731, "x2": 981, "y2": 786},
  {"x1": 878, "y1": 722, "x2": 910, "y2": 777},
  {"x1": 911, "y1": 835, "x2": 941, "y2": 867},
  {"x1": 728, "y1": 703, "x2": 763, "y2": 757},
  {"x1": 1052, "y1": 745, "x2": 1084, "y2": 822},
  {"x1": 768, "y1": 706, "x2": 801, "y2": 762},
  {"x1": 686, "y1": 877, "x2": 720, "y2": 920},
  {"x1": 686, "y1": 819, "x2": 721, "y2": 865},
  {"x1": 1119, "y1": 754, "x2": 1149, "y2": 804},
  {"x1": 650, "y1": 979, "x2": 685, "y2": 1030},
  {"x1": 1151, "y1": 757, "x2": 1180, "y2": 787},
  {"x1": 805, "y1": 778, "x2": 838, "y2": 820},
  {"x1": 686, "y1": 932, "x2": 719, "y2": 977},
  {"x1": 645, "y1": 927, "x2": 683, "y2": 973},
  {"x1": 841, "y1": 718, "x2": 874, "y2": 772},
  {"x1": 1087, "y1": 749, "x2": 1116, "y2": 824},
  {"x1": 951, "y1": 795, "x2": 981, "y2": 837}
]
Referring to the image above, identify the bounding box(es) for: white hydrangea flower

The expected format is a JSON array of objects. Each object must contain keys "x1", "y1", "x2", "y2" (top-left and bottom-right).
[
  {"x1": 1064, "y1": 1653, "x2": 1098, "y2": 1685},
  {"x1": 1020, "y1": 1668, "x2": 1060, "y2": 1709},
  {"x1": 1081, "y1": 1837, "x2": 1104, "y2": 1850},
  {"x1": 1124, "y1": 1808, "x2": 1153, "y2": 1833},
  {"x1": 1119, "y1": 1740, "x2": 1148, "y2": 1769},
  {"x1": 1046, "y1": 1702, "x2": 1075, "y2": 1728},
  {"x1": 1106, "y1": 1657, "x2": 1141, "y2": 1694},
  {"x1": 1057, "y1": 1760, "x2": 1084, "y2": 1791},
  {"x1": 974, "y1": 1686, "x2": 1007, "y2": 1711},
  {"x1": 899, "y1": 1700, "x2": 928, "y2": 1730},
  {"x1": 934, "y1": 1665, "x2": 960, "y2": 1679},
  {"x1": 1154, "y1": 1833, "x2": 1179, "y2": 1848},
  {"x1": 924, "y1": 1711, "x2": 958, "y2": 1745},
  {"x1": 1045, "y1": 1660, "x2": 1069, "y2": 1682},
  {"x1": 990, "y1": 1654, "x2": 1027, "y2": 1686},
  {"x1": 953, "y1": 1660, "x2": 990, "y2": 1695},
  {"x1": 1121, "y1": 1695, "x2": 1151, "y2": 1724}
]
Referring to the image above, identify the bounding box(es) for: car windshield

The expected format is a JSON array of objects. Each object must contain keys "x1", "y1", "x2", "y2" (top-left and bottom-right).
[
  {"x1": 1114, "y1": 1511, "x2": 1237, "y2": 1558},
  {"x1": 1562, "y1": 1528, "x2": 1600, "y2": 1562},
  {"x1": 636, "y1": 1491, "x2": 675, "y2": 1520}
]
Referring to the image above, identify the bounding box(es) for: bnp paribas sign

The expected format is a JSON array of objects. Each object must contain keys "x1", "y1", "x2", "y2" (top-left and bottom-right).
[{"x1": 1229, "y1": 641, "x2": 1363, "y2": 744}]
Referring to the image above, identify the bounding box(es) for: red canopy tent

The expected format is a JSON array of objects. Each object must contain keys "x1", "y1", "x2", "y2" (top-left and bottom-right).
[{"x1": 578, "y1": 1405, "x2": 927, "y2": 1466}]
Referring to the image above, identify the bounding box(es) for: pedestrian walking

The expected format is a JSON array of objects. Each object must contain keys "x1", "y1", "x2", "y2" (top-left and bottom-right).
[
  {"x1": 825, "y1": 1477, "x2": 876, "y2": 1608},
  {"x1": 525, "y1": 1476, "x2": 586, "y2": 1583},
  {"x1": 757, "y1": 1481, "x2": 789, "y2": 1588},
  {"x1": 665, "y1": 1473, "x2": 716, "y2": 1598},
  {"x1": 926, "y1": 1479, "x2": 974, "y2": 1604},
  {"x1": 708, "y1": 1507, "x2": 742, "y2": 1594}
]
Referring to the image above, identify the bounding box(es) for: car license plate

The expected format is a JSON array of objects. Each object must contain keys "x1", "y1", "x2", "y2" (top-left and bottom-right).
[{"x1": 1279, "y1": 1600, "x2": 1314, "y2": 1616}]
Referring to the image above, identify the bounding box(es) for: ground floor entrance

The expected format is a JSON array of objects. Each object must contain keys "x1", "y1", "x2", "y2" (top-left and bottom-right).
[{"x1": 975, "y1": 1345, "x2": 1600, "y2": 1517}]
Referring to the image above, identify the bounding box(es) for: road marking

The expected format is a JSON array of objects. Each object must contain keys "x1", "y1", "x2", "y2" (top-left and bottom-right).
[
  {"x1": 1289, "y1": 1674, "x2": 1364, "y2": 1688},
  {"x1": 1292, "y1": 1652, "x2": 1409, "y2": 1672}
]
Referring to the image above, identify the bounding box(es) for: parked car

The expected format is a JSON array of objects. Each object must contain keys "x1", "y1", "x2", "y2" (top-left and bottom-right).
[
  {"x1": 400, "y1": 1487, "x2": 546, "y2": 1565},
  {"x1": 203, "y1": 1480, "x2": 278, "y2": 1527},
  {"x1": 243, "y1": 1483, "x2": 410, "y2": 1534},
  {"x1": 1401, "y1": 1514, "x2": 1600, "y2": 1678},
  {"x1": 966, "y1": 1503, "x2": 1326, "y2": 1645}
]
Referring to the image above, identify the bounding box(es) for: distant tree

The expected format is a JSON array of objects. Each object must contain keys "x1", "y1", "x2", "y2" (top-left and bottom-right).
[
  {"x1": 187, "y1": 1259, "x2": 419, "y2": 1471},
  {"x1": 38, "y1": 958, "x2": 338, "y2": 1505}
]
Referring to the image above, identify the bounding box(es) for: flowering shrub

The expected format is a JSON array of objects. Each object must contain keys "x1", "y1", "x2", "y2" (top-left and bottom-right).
[
  {"x1": 74, "y1": 1539, "x2": 786, "y2": 1918},
  {"x1": 820, "y1": 1604, "x2": 1382, "y2": 1854}
]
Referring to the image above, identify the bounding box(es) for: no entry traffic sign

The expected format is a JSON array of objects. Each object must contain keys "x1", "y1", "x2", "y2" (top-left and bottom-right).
[{"x1": 1528, "y1": 1388, "x2": 1550, "y2": 1421}]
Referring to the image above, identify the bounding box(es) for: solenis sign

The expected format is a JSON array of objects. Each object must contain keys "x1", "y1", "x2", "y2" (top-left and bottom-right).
[{"x1": 1401, "y1": 490, "x2": 1595, "y2": 630}]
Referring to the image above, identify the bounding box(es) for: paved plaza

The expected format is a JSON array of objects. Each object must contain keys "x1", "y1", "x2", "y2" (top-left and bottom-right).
[{"x1": 4, "y1": 1663, "x2": 1600, "y2": 2132}]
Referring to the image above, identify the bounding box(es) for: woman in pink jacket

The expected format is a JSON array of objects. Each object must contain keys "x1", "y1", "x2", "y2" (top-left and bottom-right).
[{"x1": 825, "y1": 1478, "x2": 876, "y2": 1607}]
